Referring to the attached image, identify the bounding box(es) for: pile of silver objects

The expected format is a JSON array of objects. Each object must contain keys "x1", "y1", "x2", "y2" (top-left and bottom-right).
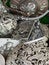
[{"x1": 0, "y1": 0, "x2": 49, "y2": 65}]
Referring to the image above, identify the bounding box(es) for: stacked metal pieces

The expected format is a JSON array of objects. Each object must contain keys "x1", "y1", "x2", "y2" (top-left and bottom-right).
[
  {"x1": 0, "y1": 11, "x2": 45, "y2": 40},
  {"x1": 0, "y1": 1, "x2": 49, "y2": 65},
  {"x1": 0, "y1": 19, "x2": 48, "y2": 58},
  {"x1": 0, "y1": 0, "x2": 49, "y2": 37}
]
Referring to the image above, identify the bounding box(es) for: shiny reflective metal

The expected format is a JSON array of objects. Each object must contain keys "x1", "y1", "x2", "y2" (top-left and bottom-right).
[{"x1": 0, "y1": 54, "x2": 5, "y2": 65}]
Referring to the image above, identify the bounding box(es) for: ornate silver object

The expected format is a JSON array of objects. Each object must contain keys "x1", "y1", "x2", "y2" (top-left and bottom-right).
[
  {"x1": 0, "y1": 38, "x2": 19, "y2": 55},
  {"x1": 0, "y1": 1, "x2": 49, "y2": 65},
  {"x1": 2, "y1": 0, "x2": 49, "y2": 20},
  {"x1": 0, "y1": 13, "x2": 17, "y2": 36},
  {"x1": 6, "y1": 36, "x2": 49, "y2": 65}
]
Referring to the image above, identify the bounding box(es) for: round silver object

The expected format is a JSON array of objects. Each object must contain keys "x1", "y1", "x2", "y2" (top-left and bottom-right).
[
  {"x1": 2, "y1": 0, "x2": 49, "y2": 20},
  {"x1": 0, "y1": 54, "x2": 5, "y2": 65}
]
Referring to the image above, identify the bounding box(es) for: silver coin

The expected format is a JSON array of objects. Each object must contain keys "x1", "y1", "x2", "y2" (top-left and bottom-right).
[{"x1": 0, "y1": 54, "x2": 5, "y2": 65}]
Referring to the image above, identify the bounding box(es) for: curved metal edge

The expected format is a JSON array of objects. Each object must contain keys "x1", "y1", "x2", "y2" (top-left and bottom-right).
[
  {"x1": 0, "y1": 54, "x2": 5, "y2": 65},
  {"x1": 20, "y1": 10, "x2": 49, "y2": 20}
]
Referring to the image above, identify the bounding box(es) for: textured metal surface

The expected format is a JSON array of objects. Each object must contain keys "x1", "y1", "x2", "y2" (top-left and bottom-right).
[
  {"x1": 0, "y1": 38, "x2": 19, "y2": 56},
  {"x1": 2, "y1": 0, "x2": 48, "y2": 19},
  {"x1": 0, "y1": 1, "x2": 49, "y2": 65},
  {"x1": 0, "y1": 13, "x2": 17, "y2": 36},
  {"x1": 12, "y1": 20, "x2": 44, "y2": 41},
  {"x1": 6, "y1": 36, "x2": 49, "y2": 65}
]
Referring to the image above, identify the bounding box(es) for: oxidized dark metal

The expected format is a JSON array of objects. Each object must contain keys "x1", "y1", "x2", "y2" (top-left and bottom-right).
[
  {"x1": 12, "y1": 20, "x2": 44, "y2": 40},
  {"x1": 2, "y1": 0, "x2": 48, "y2": 17}
]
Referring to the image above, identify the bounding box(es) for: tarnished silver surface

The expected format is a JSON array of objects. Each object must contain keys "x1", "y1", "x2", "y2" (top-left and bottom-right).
[
  {"x1": 2, "y1": 0, "x2": 48, "y2": 16},
  {"x1": 0, "y1": 19, "x2": 48, "y2": 57},
  {"x1": 0, "y1": 13, "x2": 17, "y2": 36},
  {"x1": 12, "y1": 20, "x2": 45, "y2": 41},
  {"x1": 1, "y1": 0, "x2": 49, "y2": 20},
  {"x1": 0, "y1": 38, "x2": 19, "y2": 56},
  {"x1": 0, "y1": 1, "x2": 49, "y2": 65},
  {"x1": 12, "y1": 20, "x2": 34, "y2": 40},
  {"x1": 40, "y1": 24, "x2": 49, "y2": 38},
  {"x1": 6, "y1": 36, "x2": 49, "y2": 65}
]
